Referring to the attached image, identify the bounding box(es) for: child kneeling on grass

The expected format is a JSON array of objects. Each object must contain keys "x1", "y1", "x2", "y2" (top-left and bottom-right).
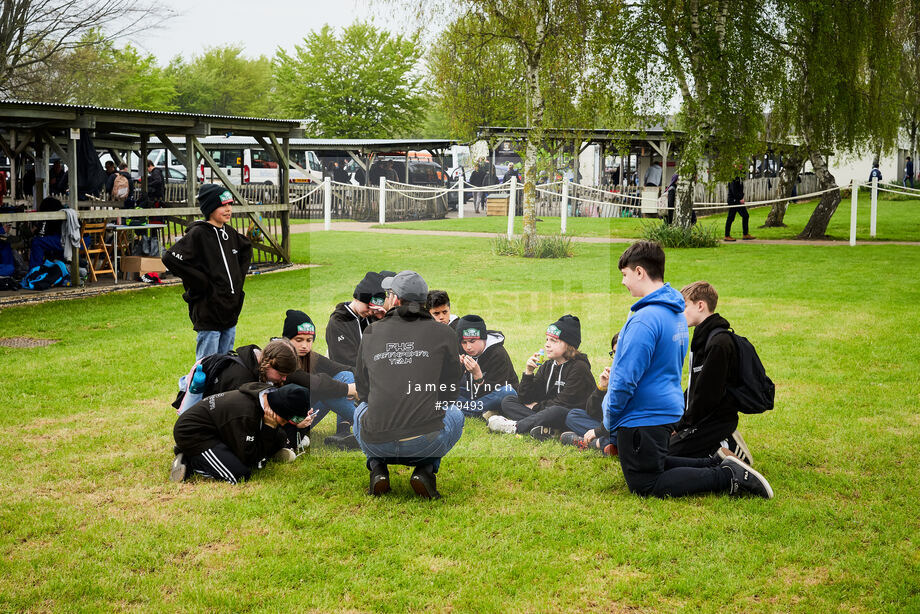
[
  {"x1": 452, "y1": 314, "x2": 518, "y2": 418},
  {"x1": 561, "y1": 333, "x2": 618, "y2": 455},
  {"x1": 488, "y1": 315, "x2": 596, "y2": 440},
  {"x1": 170, "y1": 383, "x2": 313, "y2": 484},
  {"x1": 605, "y1": 241, "x2": 773, "y2": 498},
  {"x1": 281, "y1": 309, "x2": 361, "y2": 450}
]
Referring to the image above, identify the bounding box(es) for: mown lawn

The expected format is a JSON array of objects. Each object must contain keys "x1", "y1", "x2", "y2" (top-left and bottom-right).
[
  {"x1": 375, "y1": 193, "x2": 920, "y2": 242},
  {"x1": 0, "y1": 232, "x2": 918, "y2": 612}
]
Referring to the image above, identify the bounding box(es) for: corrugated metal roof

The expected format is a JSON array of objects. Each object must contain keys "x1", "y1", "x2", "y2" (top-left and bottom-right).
[{"x1": 0, "y1": 99, "x2": 301, "y2": 124}]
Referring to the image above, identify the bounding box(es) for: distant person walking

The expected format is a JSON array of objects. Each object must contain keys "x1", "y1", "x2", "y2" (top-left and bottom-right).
[
  {"x1": 904, "y1": 156, "x2": 914, "y2": 188},
  {"x1": 868, "y1": 161, "x2": 883, "y2": 183},
  {"x1": 724, "y1": 172, "x2": 753, "y2": 241},
  {"x1": 469, "y1": 164, "x2": 486, "y2": 213},
  {"x1": 644, "y1": 159, "x2": 663, "y2": 187}
]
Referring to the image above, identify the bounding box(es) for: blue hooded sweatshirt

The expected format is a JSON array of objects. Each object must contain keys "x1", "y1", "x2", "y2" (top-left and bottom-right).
[{"x1": 603, "y1": 283, "x2": 689, "y2": 431}]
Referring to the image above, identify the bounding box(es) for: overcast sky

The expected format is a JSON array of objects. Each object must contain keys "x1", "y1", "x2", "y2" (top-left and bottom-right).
[{"x1": 133, "y1": 0, "x2": 401, "y2": 63}]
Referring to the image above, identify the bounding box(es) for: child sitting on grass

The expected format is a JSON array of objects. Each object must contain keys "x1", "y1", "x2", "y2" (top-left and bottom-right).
[
  {"x1": 560, "y1": 333, "x2": 618, "y2": 455},
  {"x1": 488, "y1": 315, "x2": 595, "y2": 440},
  {"x1": 281, "y1": 309, "x2": 360, "y2": 450},
  {"x1": 452, "y1": 314, "x2": 518, "y2": 418}
]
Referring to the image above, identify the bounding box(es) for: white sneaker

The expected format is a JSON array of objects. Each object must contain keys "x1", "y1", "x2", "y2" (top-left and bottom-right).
[
  {"x1": 730, "y1": 430, "x2": 754, "y2": 466},
  {"x1": 296, "y1": 433, "x2": 310, "y2": 451},
  {"x1": 169, "y1": 453, "x2": 186, "y2": 482},
  {"x1": 488, "y1": 415, "x2": 517, "y2": 434},
  {"x1": 273, "y1": 448, "x2": 296, "y2": 463}
]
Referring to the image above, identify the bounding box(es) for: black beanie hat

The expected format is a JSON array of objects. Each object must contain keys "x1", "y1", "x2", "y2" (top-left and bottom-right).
[
  {"x1": 547, "y1": 314, "x2": 581, "y2": 349},
  {"x1": 456, "y1": 314, "x2": 487, "y2": 341},
  {"x1": 282, "y1": 309, "x2": 314, "y2": 339},
  {"x1": 353, "y1": 271, "x2": 384, "y2": 304},
  {"x1": 266, "y1": 384, "x2": 310, "y2": 421},
  {"x1": 198, "y1": 184, "x2": 233, "y2": 219}
]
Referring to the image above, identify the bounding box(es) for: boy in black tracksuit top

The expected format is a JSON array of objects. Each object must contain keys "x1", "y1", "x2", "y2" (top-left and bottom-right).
[
  {"x1": 491, "y1": 315, "x2": 596, "y2": 438},
  {"x1": 163, "y1": 184, "x2": 252, "y2": 361},
  {"x1": 670, "y1": 281, "x2": 753, "y2": 464},
  {"x1": 453, "y1": 314, "x2": 518, "y2": 417},
  {"x1": 171, "y1": 383, "x2": 310, "y2": 484}
]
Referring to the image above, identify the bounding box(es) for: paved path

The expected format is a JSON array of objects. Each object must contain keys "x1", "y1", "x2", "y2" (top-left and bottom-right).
[{"x1": 290, "y1": 221, "x2": 920, "y2": 246}]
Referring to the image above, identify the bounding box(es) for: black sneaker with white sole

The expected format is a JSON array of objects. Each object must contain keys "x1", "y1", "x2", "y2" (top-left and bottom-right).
[
  {"x1": 169, "y1": 453, "x2": 186, "y2": 482},
  {"x1": 721, "y1": 456, "x2": 773, "y2": 499},
  {"x1": 530, "y1": 426, "x2": 554, "y2": 441}
]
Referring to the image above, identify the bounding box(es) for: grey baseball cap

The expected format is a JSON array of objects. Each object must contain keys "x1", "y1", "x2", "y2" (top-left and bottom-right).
[{"x1": 381, "y1": 270, "x2": 428, "y2": 302}]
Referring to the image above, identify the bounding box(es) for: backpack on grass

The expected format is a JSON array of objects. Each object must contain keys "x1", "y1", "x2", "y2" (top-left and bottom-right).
[
  {"x1": 706, "y1": 328, "x2": 774, "y2": 414},
  {"x1": 172, "y1": 350, "x2": 249, "y2": 413}
]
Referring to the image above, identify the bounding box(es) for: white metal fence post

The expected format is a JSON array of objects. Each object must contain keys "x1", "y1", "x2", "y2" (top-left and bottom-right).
[
  {"x1": 458, "y1": 178, "x2": 465, "y2": 219},
  {"x1": 507, "y1": 176, "x2": 516, "y2": 239},
  {"x1": 323, "y1": 177, "x2": 332, "y2": 231},
  {"x1": 849, "y1": 179, "x2": 858, "y2": 246},
  {"x1": 379, "y1": 177, "x2": 386, "y2": 225},
  {"x1": 870, "y1": 176, "x2": 878, "y2": 238},
  {"x1": 561, "y1": 180, "x2": 569, "y2": 234}
]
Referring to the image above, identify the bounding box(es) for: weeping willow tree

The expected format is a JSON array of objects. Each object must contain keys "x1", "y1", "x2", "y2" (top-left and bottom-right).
[{"x1": 767, "y1": 0, "x2": 902, "y2": 239}]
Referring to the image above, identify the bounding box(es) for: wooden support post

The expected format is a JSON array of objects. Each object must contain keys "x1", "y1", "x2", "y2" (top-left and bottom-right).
[
  {"x1": 185, "y1": 134, "x2": 197, "y2": 206},
  {"x1": 508, "y1": 175, "x2": 516, "y2": 238},
  {"x1": 280, "y1": 136, "x2": 290, "y2": 261},
  {"x1": 68, "y1": 129, "x2": 80, "y2": 284},
  {"x1": 660, "y1": 139, "x2": 669, "y2": 197},
  {"x1": 561, "y1": 179, "x2": 569, "y2": 234},
  {"x1": 324, "y1": 176, "x2": 332, "y2": 231},
  {"x1": 850, "y1": 179, "x2": 858, "y2": 246},
  {"x1": 9, "y1": 129, "x2": 16, "y2": 201},
  {"x1": 140, "y1": 134, "x2": 148, "y2": 197},
  {"x1": 379, "y1": 176, "x2": 386, "y2": 224},
  {"x1": 870, "y1": 176, "x2": 878, "y2": 238}
]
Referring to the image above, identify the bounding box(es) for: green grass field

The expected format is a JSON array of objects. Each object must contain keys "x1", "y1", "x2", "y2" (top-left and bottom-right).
[
  {"x1": 375, "y1": 193, "x2": 920, "y2": 242},
  {"x1": 1, "y1": 232, "x2": 918, "y2": 612}
]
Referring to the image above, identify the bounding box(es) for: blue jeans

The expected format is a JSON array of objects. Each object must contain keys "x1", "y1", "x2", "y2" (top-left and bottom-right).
[
  {"x1": 453, "y1": 384, "x2": 516, "y2": 418},
  {"x1": 353, "y1": 402, "x2": 464, "y2": 472},
  {"x1": 565, "y1": 408, "x2": 616, "y2": 447},
  {"x1": 195, "y1": 327, "x2": 236, "y2": 361},
  {"x1": 311, "y1": 371, "x2": 356, "y2": 429}
]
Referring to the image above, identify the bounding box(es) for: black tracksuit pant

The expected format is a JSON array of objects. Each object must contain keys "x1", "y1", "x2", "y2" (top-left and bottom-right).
[
  {"x1": 186, "y1": 442, "x2": 251, "y2": 484},
  {"x1": 617, "y1": 425, "x2": 732, "y2": 498},
  {"x1": 668, "y1": 415, "x2": 739, "y2": 458},
  {"x1": 500, "y1": 395, "x2": 573, "y2": 434}
]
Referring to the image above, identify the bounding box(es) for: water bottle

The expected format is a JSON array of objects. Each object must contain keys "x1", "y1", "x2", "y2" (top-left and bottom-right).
[
  {"x1": 534, "y1": 349, "x2": 546, "y2": 367},
  {"x1": 189, "y1": 364, "x2": 206, "y2": 394}
]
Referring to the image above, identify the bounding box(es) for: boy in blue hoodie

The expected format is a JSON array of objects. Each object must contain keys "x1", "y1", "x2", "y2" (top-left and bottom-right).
[{"x1": 604, "y1": 241, "x2": 773, "y2": 498}]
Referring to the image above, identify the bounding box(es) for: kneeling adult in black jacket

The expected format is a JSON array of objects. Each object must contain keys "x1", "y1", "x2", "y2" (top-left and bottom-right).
[{"x1": 171, "y1": 383, "x2": 311, "y2": 484}]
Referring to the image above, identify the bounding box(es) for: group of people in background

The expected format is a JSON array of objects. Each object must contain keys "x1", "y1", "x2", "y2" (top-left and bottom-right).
[{"x1": 162, "y1": 186, "x2": 774, "y2": 501}]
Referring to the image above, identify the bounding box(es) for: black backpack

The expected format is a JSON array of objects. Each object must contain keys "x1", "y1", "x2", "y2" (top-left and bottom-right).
[
  {"x1": 21, "y1": 259, "x2": 70, "y2": 290},
  {"x1": 706, "y1": 328, "x2": 774, "y2": 414},
  {"x1": 170, "y1": 350, "x2": 250, "y2": 410}
]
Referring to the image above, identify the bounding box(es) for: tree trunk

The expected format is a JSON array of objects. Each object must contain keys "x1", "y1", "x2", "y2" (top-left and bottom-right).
[
  {"x1": 522, "y1": 61, "x2": 543, "y2": 256},
  {"x1": 674, "y1": 131, "x2": 701, "y2": 228},
  {"x1": 763, "y1": 154, "x2": 803, "y2": 227},
  {"x1": 797, "y1": 150, "x2": 841, "y2": 239}
]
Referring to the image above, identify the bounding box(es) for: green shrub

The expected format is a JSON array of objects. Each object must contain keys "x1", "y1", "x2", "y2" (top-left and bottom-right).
[
  {"x1": 490, "y1": 233, "x2": 575, "y2": 258},
  {"x1": 641, "y1": 220, "x2": 721, "y2": 248}
]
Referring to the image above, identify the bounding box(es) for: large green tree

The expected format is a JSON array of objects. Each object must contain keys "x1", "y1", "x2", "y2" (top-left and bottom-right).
[
  {"x1": 412, "y1": 1, "x2": 621, "y2": 255},
  {"x1": 168, "y1": 45, "x2": 273, "y2": 117},
  {"x1": 15, "y1": 31, "x2": 176, "y2": 110},
  {"x1": 0, "y1": 0, "x2": 168, "y2": 96},
  {"x1": 766, "y1": 0, "x2": 901, "y2": 239},
  {"x1": 612, "y1": 0, "x2": 776, "y2": 228},
  {"x1": 272, "y1": 22, "x2": 425, "y2": 138}
]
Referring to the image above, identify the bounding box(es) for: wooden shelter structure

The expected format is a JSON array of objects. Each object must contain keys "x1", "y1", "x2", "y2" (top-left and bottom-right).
[{"x1": 0, "y1": 100, "x2": 305, "y2": 282}]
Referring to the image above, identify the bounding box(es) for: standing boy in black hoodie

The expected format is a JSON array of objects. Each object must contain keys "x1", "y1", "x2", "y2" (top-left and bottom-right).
[
  {"x1": 670, "y1": 281, "x2": 754, "y2": 465},
  {"x1": 170, "y1": 383, "x2": 311, "y2": 484},
  {"x1": 452, "y1": 314, "x2": 518, "y2": 417},
  {"x1": 489, "y1": 315, "x2": 596, "y2": 439},
  {"x1": 163, "y1": 184, "x2": 252, "y2": 361}
]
